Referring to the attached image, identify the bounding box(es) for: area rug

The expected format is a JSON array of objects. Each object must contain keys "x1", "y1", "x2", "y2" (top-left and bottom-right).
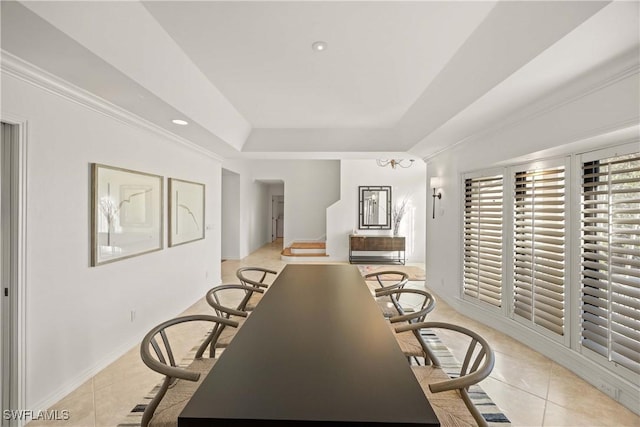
[
  {"x1": 357, "y1": 264, "x2": 425, "y2": 281},
  {"x1": 118, "y1": 332, "x2": 509, "y2": 427}
]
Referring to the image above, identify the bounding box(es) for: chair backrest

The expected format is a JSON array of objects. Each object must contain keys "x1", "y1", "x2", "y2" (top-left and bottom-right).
[
  {"x1": 140, "y1": 314, "x2": 238, "y2": 378},
  {"x1": 365, "y1": 271, "x2": 409, "y2": 314},
  {"x1": 377, "y1": 288, "x2": 436, "y2": 324},
  {"x1": 139, "y1": 314, "x2": 238, "y2": 427},
  {"x1": 364, "y1": 271, "x2": 409, "y2": 291},
  {"x1": 236, "y1": 267, "x2": 278, "y2": 290},
  {"x1": 205, "y1": 284, "x2": 262, "y2": 350},
  {"x1": 396, "y1": 321, "x2": 494, "y2": 392},
  {"x1": 206, "y1": 284, "x2": 263, "y2": 316},
  {"x1": 396, "y1": 321, "x2": 494, "y2": 427}
]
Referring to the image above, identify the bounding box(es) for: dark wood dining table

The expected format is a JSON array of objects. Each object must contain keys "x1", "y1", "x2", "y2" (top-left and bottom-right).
[{"x1": 179, "y1": 264, "x2": 439, "y2": 426}]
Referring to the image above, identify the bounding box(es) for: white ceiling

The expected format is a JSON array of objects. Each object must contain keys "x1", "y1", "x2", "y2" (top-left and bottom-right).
[
  {"x1": 143, "y1": 1, "x2": 496, "y2": 129},
  {"x1": 1, "y1": 1, "x2": 638, "y2": 159}
]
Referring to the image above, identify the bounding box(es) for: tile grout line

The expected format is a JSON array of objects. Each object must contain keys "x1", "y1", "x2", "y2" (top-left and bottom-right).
[
  {"x1": 91, "y1": 376, "x2": 97, "y2": 427},
  {"x1": 490, "y1": 349, "x2": 553, "y2": 401},
  {"x1": 540, "y1": 361, "x2": 554, "y2": 426},
  {"x1": 487, "y1": 373, "x2": 546, "y2": 404}
]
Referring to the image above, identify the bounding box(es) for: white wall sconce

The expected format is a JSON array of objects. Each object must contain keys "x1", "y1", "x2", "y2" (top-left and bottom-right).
[
  {"x1": 376, "y1": 159, "x2": 415, "y2": 169},
  {"x1": 430, "y1": 177, "x2": 442, "y2": 219}
]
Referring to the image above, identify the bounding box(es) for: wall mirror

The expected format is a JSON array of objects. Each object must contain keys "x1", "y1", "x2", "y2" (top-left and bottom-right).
[{"x1": 358, "y1": 186, "x2": 392, "y2": 229}]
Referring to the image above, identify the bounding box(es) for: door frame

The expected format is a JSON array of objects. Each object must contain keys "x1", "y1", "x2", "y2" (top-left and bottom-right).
[
  {"x1": 271, "y1": 195, "x2": 284, "y2": 241},
  {"x1": 1, "y1": 116, "x2": 27, "y2": 426},
  {"x1": 271, "y1": 196, "x2": 277, "y2": 241}
]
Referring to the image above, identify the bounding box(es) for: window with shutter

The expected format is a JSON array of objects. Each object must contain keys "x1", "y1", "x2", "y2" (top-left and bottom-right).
[
  {"x1": 513, "y1": 166, "x2": 566, "y2": 336},
  {"x1": 463, "y1": 174, "x2": 503, "y2": 308},
  {"x1": 581, "y1": 151, "x2": 640, "y2": 375}
]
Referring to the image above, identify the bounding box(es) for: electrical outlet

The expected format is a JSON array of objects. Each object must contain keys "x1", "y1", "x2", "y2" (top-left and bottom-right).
[
  {"x1": 130, "y1": 310, "x2": 136, "y2": 323},
  {"x1": 598, "y1": 381, "x2": 618, "y2": 400}
]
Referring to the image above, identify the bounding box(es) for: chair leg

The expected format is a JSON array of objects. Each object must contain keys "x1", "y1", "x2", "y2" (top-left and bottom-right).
[
  {"x1": 461, "y1": 388, "x2": 488, "y2": 427},
  {"x1": 141, "y1": 377, "x2": 170, "y2": 427},
  {"x1": 413, "y1": 329, "x2": 436, "y2": 366},
  {"x1": 423, "y1": 345, "x2": 440, "y2": 367}
]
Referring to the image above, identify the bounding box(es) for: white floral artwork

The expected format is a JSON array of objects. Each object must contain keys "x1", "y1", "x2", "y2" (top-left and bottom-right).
[{"x1": 91, "y1": 164, "x2": 163, "y2": 266}]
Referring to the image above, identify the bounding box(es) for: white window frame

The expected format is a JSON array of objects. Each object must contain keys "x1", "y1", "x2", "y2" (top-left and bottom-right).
[
  {"x1": 459, "y1": 139, "x2": 640, "y2": 396},
  {"x1": 461, "y1": 168, "x2": 508, "y2": 316},
  {"x1": 509, "y1": 157, "x2": 571, "y2": 346},
  {"x1": 576, "y1": 142, "x2": 640, "y2": 380}
]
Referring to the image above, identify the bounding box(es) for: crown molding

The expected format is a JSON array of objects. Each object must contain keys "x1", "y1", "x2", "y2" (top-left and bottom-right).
[
  {"x1": 422, "y1": 50, "x2": 640, "y2": 162},
  {"x1": 1, "y1": 51, "x2": 223, "y2": 162}
]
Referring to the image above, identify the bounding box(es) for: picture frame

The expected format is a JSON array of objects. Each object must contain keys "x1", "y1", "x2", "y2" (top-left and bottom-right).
[
  {"x1": 358, "y1": 185, "x2": 392, "y2": 229},
  {"x1": 168, "y1": 178, "x2": 205, "y2": 247},
  {"x1": 91, "y1": 163, "x2": 163, "y2": 266}
]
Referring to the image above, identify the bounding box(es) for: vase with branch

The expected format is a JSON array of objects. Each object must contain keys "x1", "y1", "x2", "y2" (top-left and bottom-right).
[
  {"x1": 99, "y1": 197, "x2": 118, "y2": 247},
  {"x1": 99, "y1": 186, "x2": 152, "y2": 247},
  {"x1": 392, "y1": 198, "x2": 409, "y2": 237}
]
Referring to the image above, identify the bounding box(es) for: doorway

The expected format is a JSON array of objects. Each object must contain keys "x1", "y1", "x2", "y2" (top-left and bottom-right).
[
  {"x1": 1, "y1": 120, "x2": 24, "y2": 426},
  {"x1": 221, "y1": 169, "x2": 241, "y2": 260},
  {"x1": 272, "y1": 195, "x2": 284, "y2": 242}
]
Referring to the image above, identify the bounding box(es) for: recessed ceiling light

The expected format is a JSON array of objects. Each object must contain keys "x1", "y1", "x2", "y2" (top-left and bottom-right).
[
  {"x1": 312, "y1": 41, "x2": 327, "y2": 52},
  {"x1": 172, "y1": 119, "x2": 189, "y2": 126}
]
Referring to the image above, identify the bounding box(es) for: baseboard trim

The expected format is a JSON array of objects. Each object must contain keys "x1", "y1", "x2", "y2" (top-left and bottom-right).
[
  {"x1": 28, "y1": 332, "x2": 144, "y2": 414},
  {"x1": 431, "y1": 290, "x2": 640, "y2": 416}
]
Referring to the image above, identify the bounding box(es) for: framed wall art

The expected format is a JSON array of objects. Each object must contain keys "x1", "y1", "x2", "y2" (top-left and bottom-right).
[
  {"x1": 358, "y1": 185, "x2": 392, "y2": 229},
  {"x1": 91, "y1": 163, "x2": 163, "y2": 266},
  {"x1": 168, "y1": 178, "x2": 205, "y2": 247}
]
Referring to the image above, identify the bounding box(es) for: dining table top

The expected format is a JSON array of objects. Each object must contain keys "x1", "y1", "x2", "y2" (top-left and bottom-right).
[{"x1": 179, "y1": 264, "x2": 439, "y2": 426}]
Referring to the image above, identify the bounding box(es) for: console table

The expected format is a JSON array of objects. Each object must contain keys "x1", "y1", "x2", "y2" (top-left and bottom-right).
[{"x1": 349, "y1": 235, "x2": 405, "y2": 265}]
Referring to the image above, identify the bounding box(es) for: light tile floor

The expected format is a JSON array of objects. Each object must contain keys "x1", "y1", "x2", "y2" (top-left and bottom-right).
[{"x1": 27, "y1": 239, "x2": 639, "y2": 426}]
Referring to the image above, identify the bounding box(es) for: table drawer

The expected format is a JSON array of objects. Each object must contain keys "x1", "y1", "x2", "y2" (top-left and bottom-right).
[{"x1": 350, "y1": 236, "x2": 405, "y2": 251}]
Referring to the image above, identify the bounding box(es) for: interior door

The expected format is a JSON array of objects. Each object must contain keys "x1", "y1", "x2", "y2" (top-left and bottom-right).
[
  {"x1": 1, "y1": 122, "x2": 17, "y2": 426},
  {"x1": 0, "y1": 122, "x2": 5, "y2": 424}
]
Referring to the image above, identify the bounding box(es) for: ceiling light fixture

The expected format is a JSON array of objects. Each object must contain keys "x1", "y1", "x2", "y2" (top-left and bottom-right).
[
  {"x1": 376, "y1": 159, "x2": 415, "y2": 169},
  {"x1": 312, "y1": 41, "x2": 327, "y2": 52},
  {"x1": 172, "y1": 119, "x2": 189, "y2": 126}
]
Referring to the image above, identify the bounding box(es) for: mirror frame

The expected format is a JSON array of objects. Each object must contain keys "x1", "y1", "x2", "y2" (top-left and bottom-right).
[{"x1": 358, "y1": 185, "x2": 392, "y2": 230}]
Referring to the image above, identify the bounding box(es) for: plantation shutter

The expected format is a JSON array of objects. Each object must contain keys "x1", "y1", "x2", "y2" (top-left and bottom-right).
[
  {"x1": 581, "y1": 152, "x2": 640, "y2": 374},
  {"x1": 463, "y1": 175, "x2": 503, "y2": 308},
  {"x1": 513, "y1": 166, "x2": 566, "y2": 336}
]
